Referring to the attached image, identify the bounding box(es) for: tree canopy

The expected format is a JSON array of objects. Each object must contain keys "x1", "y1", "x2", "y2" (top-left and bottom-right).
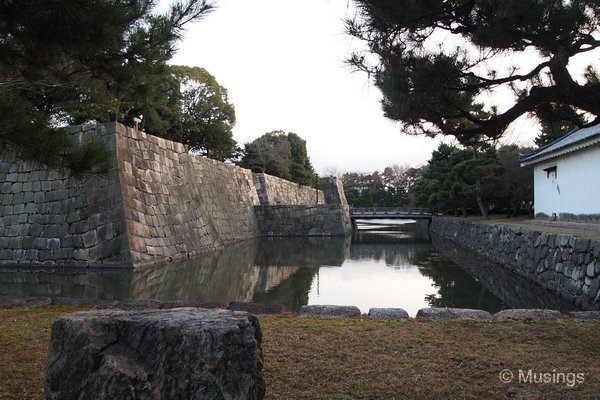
[
  {"x1": 0, "y1": 0, "x2": 213, "y2": 176},
  {"x1": 155, "y1": 66, "x2": 238, "y2": 161},
  {"x1": 240, "y1": 131, "x2": 316, "y2": 185},
  {"x1": 341, "y1": 165, "x2": 421, "y2": 207},
  {"x1": 347, "y1": 0, "x2": 600, "y2": 144},
  {"x1": 413, "y1": 143, "x2": 532, "y2": 217}
]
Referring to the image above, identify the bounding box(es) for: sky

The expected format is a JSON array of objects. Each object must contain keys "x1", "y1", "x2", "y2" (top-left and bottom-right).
[{"x1": 166, "y1": 0, "x2": 598, "y2": 174}]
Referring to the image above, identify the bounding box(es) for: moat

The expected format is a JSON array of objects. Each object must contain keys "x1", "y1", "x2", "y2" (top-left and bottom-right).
[{"x1": 0, "y1": 220, "x2": 577, "y2": 316}]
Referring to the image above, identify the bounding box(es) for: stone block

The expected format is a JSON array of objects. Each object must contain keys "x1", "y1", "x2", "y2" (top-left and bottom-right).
[
  {"x1": 567, "y1": 311, "x2": 600, "y2": 322},
  {"x1": 229, "y1": 302, "x2": 285, "y2": 315},
  {"x1": 298, "y1": 305, "x2": 361, "y2": 318},
  {"x1": 82, "y1": 230, "x2": 98, "y2": 248},
  {"x1": 368, "y1": 308, "x2": 410, "y2": 320},
  {"x1": 45, "y1": 308, "x2": 265, "y2": 400},
  {"x1": 493, "y1": 309, "x2": 563, "y2": 322},
  {"x1": 416, "y1": 307, "x2": 492, "y2": 322},
  {"x1": 0, "y1": 296, "x2": 51, "y2": 308}
]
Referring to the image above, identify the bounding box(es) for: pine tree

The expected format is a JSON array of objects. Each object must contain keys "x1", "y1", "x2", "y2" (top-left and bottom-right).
[
  {"x1": 0, "y1": 0, "x2": 213, "y2": 176},
  {"x1": 347, "y1": 0, "x2": 600, "y2": 144}
]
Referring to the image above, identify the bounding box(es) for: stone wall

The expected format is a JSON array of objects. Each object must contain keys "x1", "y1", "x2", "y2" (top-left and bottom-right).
[
  {"x1": 115, "y1": 123, "x2": 260, "y2": 266},
  {"x1": 430, "y1": 217, "x2": 600, "y2": 310},
  {"x1": 252, "y1": 173, "x2": 324, "y2": 206},
  {"x1": 254, "y1": 205, "x2": 352, "y2": 237},
  {"x1": 321, "y1": 177, "x2": 348, "y2": 207},
  {"x1": 0, "y1": 122, "x2": 351, "y2": 268},
  {"x1": 0, "y1": 125, "x2": 131, "y2": 267}
]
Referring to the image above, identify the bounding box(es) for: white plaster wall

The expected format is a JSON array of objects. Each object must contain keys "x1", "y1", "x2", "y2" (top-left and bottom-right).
[{"x1": 533, "y1": 145, "x2": 600, "y2": 216}]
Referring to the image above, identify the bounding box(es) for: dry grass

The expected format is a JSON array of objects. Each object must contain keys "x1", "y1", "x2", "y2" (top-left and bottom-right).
[
  {"x1": 260, "y1": 316, "x2": 600, "y2": 400},
  {"x1": 0, "y1": 306, "x2": 89, "y2": 400},
  {"x1": 1, "y1": 308, "x2": 599, "y2": 400}
]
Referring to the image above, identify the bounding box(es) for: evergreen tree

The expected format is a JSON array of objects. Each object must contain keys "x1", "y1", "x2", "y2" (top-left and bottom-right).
[
  {"x1": 240, "y1": 131, "x2": 292, "y2": 180},
  {"x1": 240, "y1": 131, "x2": 316, "y2": 185},
  {"x1": 533, "y1": 103, "x2": 587, "y2": 146},
  {"x1": 157, "y1": 66, "x2": 238, "y2": 161},
  {"x1": 347, "y1": 0, "x2": 600, "y2": 144},
  {"x1": 0, "y1": 0, "x2": 213, "y2": 176},
  {"x1": 287, "y1": 133, "x2": 315, "y2": 185}
]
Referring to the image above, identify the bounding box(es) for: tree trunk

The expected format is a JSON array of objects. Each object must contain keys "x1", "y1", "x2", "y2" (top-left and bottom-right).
[{"x1": 475, "y1": 174, "x2": 489, "y2": 219}]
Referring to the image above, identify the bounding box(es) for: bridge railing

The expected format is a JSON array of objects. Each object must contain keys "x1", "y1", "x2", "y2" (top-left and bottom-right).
[{"x1": 349, "y1": 207, "x2": 431, "y2": 215}]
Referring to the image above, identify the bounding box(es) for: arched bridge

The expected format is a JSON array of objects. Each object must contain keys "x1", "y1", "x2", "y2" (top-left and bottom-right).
[{"x1": 349, "y1": 207, "x2": 432, "y2": 220}]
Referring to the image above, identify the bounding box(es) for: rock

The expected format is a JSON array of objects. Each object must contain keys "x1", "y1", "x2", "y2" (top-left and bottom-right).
[
  {"x1": 586, "y1": 263, "x2": 596, "y2": 278},
  {"x1": 0, "y1": 296, "x2": 51, "y2": 308},
  {"x1": 161, "y1": 301, "x2": 227, "y2": 310},
  {"x1": 45, "y1": 308, "x2": 265, "y2": 400},
  {"x1": 230, "y1": 302, "x2": 285, "y2": 315},
  {"x1": 493, "y1": 309, "x2": 563, "y2": 322},
  {"x1": 567, "y1": 311, "x2": 600, "y2": 322},
  {"x1": 367, "y1": 308, "x2": 410, "y2": 320},
  {"x1": 298, "y1": 304, "x2": 361, "y2": 318},
  {"x1": 110, "y1": 299, "x2": 163, "y2": 310},
  {"x1": 110, "y1": 299, "x2": 229, "y2": 310},
  {"x1": 51, "y1": 297, "x2": 117, "y2": 308},
  {"x1": 416, "y1": 308, "x2": 492, "y2": 322}
]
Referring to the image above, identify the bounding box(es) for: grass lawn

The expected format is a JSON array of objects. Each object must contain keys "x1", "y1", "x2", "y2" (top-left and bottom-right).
[{"x1": 1, "y1": 307, "x2": 600, "y2": 400}]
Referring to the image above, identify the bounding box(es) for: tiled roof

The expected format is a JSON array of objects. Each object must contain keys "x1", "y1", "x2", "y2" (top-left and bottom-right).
[{"x1": 519, "y1": 123, "x2": 600, "y2": 165}]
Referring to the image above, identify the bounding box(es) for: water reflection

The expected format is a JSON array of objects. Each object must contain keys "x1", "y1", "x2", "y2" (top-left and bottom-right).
[{"x1": 0, "y1": 221, "x2": 578, "y2": 315}]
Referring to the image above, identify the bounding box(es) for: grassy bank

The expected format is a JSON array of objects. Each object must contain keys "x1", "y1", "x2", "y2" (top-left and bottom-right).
[{"x1": 1, "y1": 307, "x2": 599, "y2": 400}]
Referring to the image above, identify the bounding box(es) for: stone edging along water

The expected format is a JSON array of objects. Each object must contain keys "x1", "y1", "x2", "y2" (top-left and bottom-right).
[
  {"x1": 2, "y1": 297, "x2": 599, "y2": 322},
  {"x1": 429, "y1": 217, "x2": 600, "y2": 311}
]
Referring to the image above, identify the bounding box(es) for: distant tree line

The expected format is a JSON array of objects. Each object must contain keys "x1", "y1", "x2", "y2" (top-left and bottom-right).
[
  {"x1": 327, "y1": 165, "x2": 424, "y2": 208},
  {"x1": 332, "y1": 142, "x2": 533, "y2": 218}
]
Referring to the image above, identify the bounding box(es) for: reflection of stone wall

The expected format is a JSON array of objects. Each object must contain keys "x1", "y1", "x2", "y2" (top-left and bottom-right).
[
  {"x1": 254, "y1": 205, "x2": 352, "y2": 237},
  {"x1": 254, "y1": 237, "x2": 349, "y2": 267},
  {"x1": 0, "y1": 267, "x2": 131, "y2": 299},
  {"x1": 431, "y1": 234, "x2": 576, "y2": 312},
  {"x1": 252, "y1": 173, "x2": 324, "y2": 205},
  {"x1": 130, "y1": 240, "x2": 261, "y2": 302},
  {"x1": 349, "y1": 243, "x2": 433, "y2": 267},
  {"x1": 431, "y1": 217, "x2": 600, "y2": 310},
  {"x1": 0, "y1": 125, "x2": 131, "y2": 267}
]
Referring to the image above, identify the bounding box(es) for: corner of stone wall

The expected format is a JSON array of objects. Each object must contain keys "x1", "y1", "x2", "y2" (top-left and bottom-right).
[
  {"x1": 321, "y1": 178, "x2": 348, "y2": 207},
  {"x1": 0, "y1": 122, "x2": 132, "y2": 268}
]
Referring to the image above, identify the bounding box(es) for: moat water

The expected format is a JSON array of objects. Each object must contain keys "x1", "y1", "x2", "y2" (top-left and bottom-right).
[{"x1": 0, "y1": 220, "x2": 576, "y2": 316}]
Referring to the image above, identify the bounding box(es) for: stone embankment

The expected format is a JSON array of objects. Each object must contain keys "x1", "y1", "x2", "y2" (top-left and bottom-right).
[
  {"x1": 254, "y1": 205, "x2": 352, "y2": 236},
  {"x1": 430, "y1": 217, "x2": 600, "y2": 310},
  {"x1": 252, "y1": 173, "x2": 324, "y2": 205},
  {"x1": 0, "y1": 122, "x2": 350, "y2": 268}
]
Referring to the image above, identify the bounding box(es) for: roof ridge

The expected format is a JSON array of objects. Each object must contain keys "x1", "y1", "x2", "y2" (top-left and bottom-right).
[
  {"x1": 529, "y1": 125, "x2": 580, "y2": 155},
  {"x1": 519, "y1": 123, "x2": 600, "y2": 164}
]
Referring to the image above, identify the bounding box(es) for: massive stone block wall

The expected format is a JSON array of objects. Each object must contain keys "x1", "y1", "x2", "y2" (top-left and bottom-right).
[
  {"x1": 252, "y1": 173, "x2": 324, "y2": 206},
  {"x1": 115, "y1": 123, "x2": 260, "y2": 266},
  {"x1": 1, "y1": 122, "x2": 351, "y2": 268},
  {"x1": 0, "y1": 125, "x2": 131, "y2": 267},
  {"x1": 254, "y1": 205, "x2": 352, "y2": 237},
  {"x1": 430, "y1": 217, "x2": 600, "y2": 310},
  {"x1": 321, "y1": 177, "x2": 348, "y2": 207}
]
